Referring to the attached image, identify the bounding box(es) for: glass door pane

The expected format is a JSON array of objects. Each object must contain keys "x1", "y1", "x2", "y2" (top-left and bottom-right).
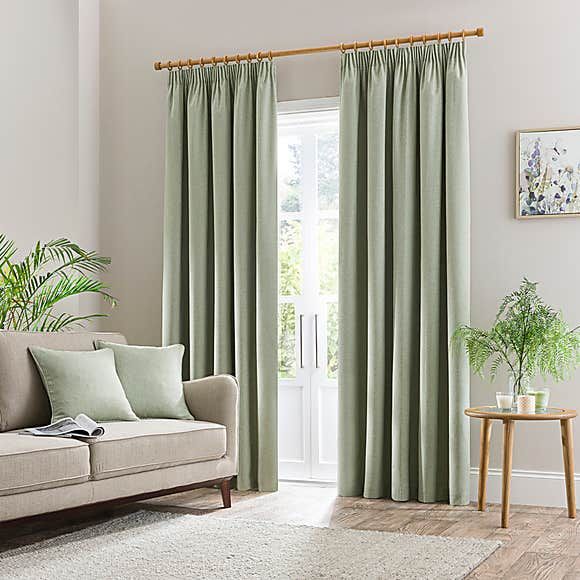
[
  {"x1": 279, "y1": 219, "x2": 302, "y2": 296},
  {"x1": 316, "y1": 133, "x2": 339, "y2": 211},
  {"x1": 326, "y1": 302, "x2": 338, "y2": 380},
  {"x1": 318, "y1": 218, "x2": 338, "y2": 295},
  {"x1": 278, "y1": 105, "x2": 339, "y2": 482},
  {"x1": 279, "y1": 135, "x2": 303, "y2": 212},
  {"x1": 278, "y1": 303, "x2": 296, "y2": 379}
]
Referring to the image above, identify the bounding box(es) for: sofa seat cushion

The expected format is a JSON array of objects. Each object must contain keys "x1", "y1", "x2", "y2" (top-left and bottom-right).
[
  {"x1": 0, "y1": 433, "x2": 90, "y2": 496},
  {"x1": 89, "y1": 419, "x2": 227, "y2": 480}
]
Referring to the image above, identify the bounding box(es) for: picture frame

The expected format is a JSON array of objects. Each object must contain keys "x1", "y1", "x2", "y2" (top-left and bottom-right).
[{"x1": 516, "y1": 126, "x2": 580, "y2": 219}]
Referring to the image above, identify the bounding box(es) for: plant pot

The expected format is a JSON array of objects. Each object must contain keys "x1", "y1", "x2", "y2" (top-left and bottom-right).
[
  {"x1": 527, "y1": 388, "x2": 550, "y2": 410},
  {"x1": 517, "y1": 394, "x2": 535, "y2": 414}
]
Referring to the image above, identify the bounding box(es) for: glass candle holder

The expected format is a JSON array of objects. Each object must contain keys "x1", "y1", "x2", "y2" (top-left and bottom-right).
[
  {"x1": 517, "y1": 394, "x2": 536, "y2": 414},
  {"x1": 496, "y1": 392, "x2": 514, "y2": 411},
  {"x1": 528, "y1": 388, "x2": 550, "y2": 410}
]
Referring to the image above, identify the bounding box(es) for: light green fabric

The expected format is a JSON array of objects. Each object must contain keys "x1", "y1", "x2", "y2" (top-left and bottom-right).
[
  {"x1": 162, "y1": 62, "x2": 278, "y2": 491},
  {"x1": 28, "y1": 347, "x2": 138, "y2": 423},
  {"x1": 338, "y1": 43, "x2": 470, "y2": 505},
  {"x1": 94, "y1": 341, "x2": 193, "y2": 420}
]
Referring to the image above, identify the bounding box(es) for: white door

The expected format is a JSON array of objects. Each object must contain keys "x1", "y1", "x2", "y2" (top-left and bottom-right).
[{"x1": 277, "y1": 101, "x2": 339, "y2": 481}]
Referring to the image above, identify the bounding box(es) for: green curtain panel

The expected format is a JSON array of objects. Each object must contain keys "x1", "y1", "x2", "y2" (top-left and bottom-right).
[
  {"x1": 338, "y1": 43, "x2": 470, "y2": 505},
  {"x1": 162, "y1": 62, "x2": 278, "y2": 492}
]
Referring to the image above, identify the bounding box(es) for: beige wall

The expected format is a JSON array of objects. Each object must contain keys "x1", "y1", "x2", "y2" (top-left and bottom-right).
[
  {"x1": 2, "y1": 0, "x2": 79, "y2": 247},
  {"x1": 1, "y1": 0, "x2": 101, "y2": 317},
  {"x1": 97, "y1": 0, "x2": 580, "y2": 476}
]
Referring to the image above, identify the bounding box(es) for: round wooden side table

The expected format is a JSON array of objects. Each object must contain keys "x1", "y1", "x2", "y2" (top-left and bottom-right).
[{"x1": 465, "y1": 406, "x2": 577, "y2": 528}]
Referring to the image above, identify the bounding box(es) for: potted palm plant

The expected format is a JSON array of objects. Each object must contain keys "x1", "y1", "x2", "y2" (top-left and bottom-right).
[
  {"x1": 0, "y1": 234, "x2": 115, "y2": 331},
  {"x1": 453, "y1": 278, "x2": 580, "y2": 413}
]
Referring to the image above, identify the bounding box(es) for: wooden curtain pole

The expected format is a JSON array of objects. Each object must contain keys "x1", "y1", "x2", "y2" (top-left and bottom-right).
[{"x1": 153, "y1": 26, "x2": 484, "y2": 71}]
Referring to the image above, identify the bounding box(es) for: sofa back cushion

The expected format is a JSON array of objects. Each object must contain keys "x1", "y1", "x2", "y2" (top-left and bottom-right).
[{"x1": 0, "y1": 331, "x2": 127, "y2": 432}]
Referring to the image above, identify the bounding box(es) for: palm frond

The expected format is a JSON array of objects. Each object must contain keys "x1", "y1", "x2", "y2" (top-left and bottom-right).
[
  {"x1": 0, "y1": 233, "x2": 16, "y2": 265},
  {"x1": 0, "y1": 234, "x2": 116, "y2": 332},
  {"x1": 42, "y1": 238, "x2": 111, "y2": 274},
  {"x1": 37, "y1": 312, "x2": 107, "y2": 332}
]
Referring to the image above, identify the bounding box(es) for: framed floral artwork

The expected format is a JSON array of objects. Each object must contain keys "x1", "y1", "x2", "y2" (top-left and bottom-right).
[{"x1": 517, "y1": 127, "x2": 580, "y2": 219}]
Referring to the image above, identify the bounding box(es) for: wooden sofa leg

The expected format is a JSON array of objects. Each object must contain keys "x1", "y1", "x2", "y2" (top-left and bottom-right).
[{"x1": 220, "y1": 478, "x2": 232, "y2": 508}]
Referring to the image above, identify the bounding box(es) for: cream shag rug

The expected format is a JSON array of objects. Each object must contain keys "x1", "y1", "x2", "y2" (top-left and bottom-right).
[{"x1": 0, "y1": 510, "x2": 499, "y2": 579}]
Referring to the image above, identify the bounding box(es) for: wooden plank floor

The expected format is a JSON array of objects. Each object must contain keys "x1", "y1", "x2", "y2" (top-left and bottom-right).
[{"x1": 2, "y1": 482, "x2": 580, "y2": 578}]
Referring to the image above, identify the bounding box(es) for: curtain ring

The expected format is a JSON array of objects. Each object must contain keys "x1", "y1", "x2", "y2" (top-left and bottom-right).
[
  {"x1": 257, "y1": 50, "x2": 263, "y2": 62},
  {"x1": 223, "y1": 55, "x2": 228, "y2": 65},
  {"x1": 268, "y1": 50, "x2": 273, "y2": 61},
  {"x1": 354, "y1": 41, "x2": 358, "y2": 51},
  {"x1": 235, "y1": 54, "x2": 241, "y2": 64},
  {"x1": 199, "y1": 58, "x2": 205, "y2": 68},
  {"x1": 422, "y1": 33, "x2": 426, "y2": 45},
  {"x1": 382, "y1": 37, "x2": 387, "y2": 49},
  {"x1": 187, "y1": 59, "x2": 193, "y2": 68},
  {"x1": 167, "y1": 61, "x2": 173, "y2": 71},
  {"x1": 211, "y1": 56, "x2": 217, "y2": 67},
  {"x1": 437, "y1": 32, "x2": 441, "y2": 44},
  {"x1": 340, "y1": 42, "x2": 345, "y2": 53},
  {"x1": 448, "y1": 31, "x2": 452, "y2": 43},
  {"x1": 177, "y1": 60, "x2": 183, "y2": 70},
  {"x1": 394, "y1": 38, "x2": 399, "y2": 48},
  {"x1": 410, "y1": 35, "x2": 414, "y2": 47},
  {"x1": 367, "y1": 40, "x2": 372, "y2": 50},
  {"x1": 461, "y1": 29, "x2": 466, "y2": 42}
]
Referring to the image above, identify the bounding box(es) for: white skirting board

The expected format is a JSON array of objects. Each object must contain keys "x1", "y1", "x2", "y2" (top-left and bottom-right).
[
  {"x1": 283, "y1": 472, "x2": 578, "y2": 508},
  {"x1": 470, "y1": 467, "x2": 579, "y2": 508}
]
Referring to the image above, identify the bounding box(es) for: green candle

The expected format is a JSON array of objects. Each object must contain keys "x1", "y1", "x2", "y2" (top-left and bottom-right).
[{"x1": 528, "y1": 389, "x2": 550, "y2": 410}]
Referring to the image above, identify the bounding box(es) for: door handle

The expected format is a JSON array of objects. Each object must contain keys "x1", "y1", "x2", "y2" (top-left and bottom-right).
[
  {"x1": 299, "y1": 314, "x2": 304, "y2": 369},
  {"x1": 314, "y1": 314, "x2": 320, "y2": 369}
]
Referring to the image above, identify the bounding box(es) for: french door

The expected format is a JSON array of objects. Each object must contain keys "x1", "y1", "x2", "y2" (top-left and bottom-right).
[{"x1": 277, "y1": 101, "x2": 339, "y2": 481}]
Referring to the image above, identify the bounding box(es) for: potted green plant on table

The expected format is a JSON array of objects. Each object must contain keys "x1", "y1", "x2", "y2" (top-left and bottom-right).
[
  {"x1": 0, "y1": 234, "x2": 115, "y2": 331},
  {"x1": 453, "y1": 278, "x2": 580, "y2": 413}
]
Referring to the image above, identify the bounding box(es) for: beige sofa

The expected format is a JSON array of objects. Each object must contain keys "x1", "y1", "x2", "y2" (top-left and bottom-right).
[{"x1": 0, "y1": 331, "x2": 239, "y2": 523}]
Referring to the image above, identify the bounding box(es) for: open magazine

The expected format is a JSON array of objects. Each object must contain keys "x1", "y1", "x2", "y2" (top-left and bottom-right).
[{"x1": 22, "y1": 414, "x2": 105, "y2": 441}]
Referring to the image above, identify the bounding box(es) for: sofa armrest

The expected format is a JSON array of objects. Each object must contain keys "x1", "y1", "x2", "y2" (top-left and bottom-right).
[{"x1": 183, "y1": 374, "x2": 239, "y2": 470}]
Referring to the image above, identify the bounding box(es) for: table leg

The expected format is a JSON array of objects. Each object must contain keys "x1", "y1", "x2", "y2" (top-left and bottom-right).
[
  {"x1": 501, "y1": 419, "x2": 515, "y2": 528},
  {"x1": 478, "y1": 418, "x2": 492, "y2": 511},
  {"x1": 560, "y1": 419, "x2": 576, "y2": 519}
]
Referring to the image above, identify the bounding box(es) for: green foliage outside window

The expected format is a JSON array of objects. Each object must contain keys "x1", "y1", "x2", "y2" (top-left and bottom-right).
[
  {"x1": 277, "y1": 130, "x2": 340, "y2": 380},
  {"x1": 280, "y1": 140, "x2": 302, "y2": 212},
  {"x1": 279, "y1": 220, "x2": 302, "y2": 296},
  {"x1": 278, "y1": 303, "x2": 296, "y2": 378},
  {"x1": 317, "y1": 133, "x2": 339, "y2": 210},
  {"x1": 326, "y1": 302, "x2": 339, "y2": 379},
  {"x1": 318, "y1": 219, "x2": 338, "y2": 295},
  {"x1": 278, "y1": 219, "x2": 301, "y2": 378}
]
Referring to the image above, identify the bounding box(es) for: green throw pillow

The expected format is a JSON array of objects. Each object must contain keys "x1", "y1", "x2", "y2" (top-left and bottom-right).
[
  {"x1": 29, "y1": 347, "x2": 139, "y2": 422},
  {"x1": 94, "y1": 341, "x2": 194, "y2": 420}
]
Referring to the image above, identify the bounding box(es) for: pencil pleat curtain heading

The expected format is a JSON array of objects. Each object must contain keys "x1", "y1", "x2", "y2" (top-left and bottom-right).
[
  {"x1": 163, "y1": 62, "x2": 278, "y2": 491},
  {"x1": 338, "y1": 42, "x2": 471, "y2": 505}
]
